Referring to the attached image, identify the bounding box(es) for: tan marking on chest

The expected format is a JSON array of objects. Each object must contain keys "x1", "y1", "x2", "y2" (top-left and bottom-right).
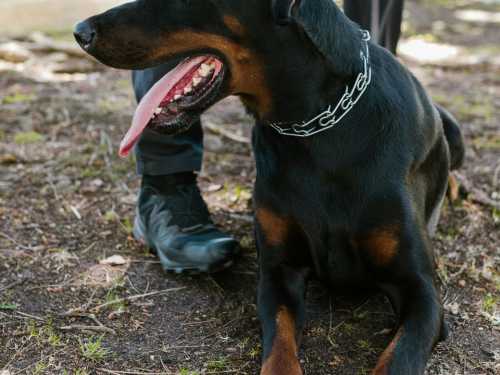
[
  {"x1": 261, "y1": 307, "x2": 302, "y2": 375},
  {"x1": 355, "y1": 225, "x2": 400, "y2": 266},
  {"x1": 256, "y1": 208, "x2": 290, "y2": 247}
]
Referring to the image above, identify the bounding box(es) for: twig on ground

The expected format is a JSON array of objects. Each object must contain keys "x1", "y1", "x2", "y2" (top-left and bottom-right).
[
  {"x1": 0, "y1": 232, "x2": 33, "y2": 251},
  {"x1": 98, "y1": 369, "x2": 169, "y2": 375},
  {"x1": 228, "y1": 212, "x2": 253, "y2": 223},
  {"x1": 91, "y1": 287, "x2": 186, "y2": 312},
  {"x1": 58, "y1": 324, "x2": 116, "y2": 334},
  {"x1": 14, "y1": 311, "x2": 45, "y2": 322},
  {"x1": 81, "y1": 242, "x2": 97, "y2": 254},
  {"x1": 0, "y1": 280, "x2": 23, "y2": 293},
  {"x1": 204, "y1": 122, "x2": 250, "y2": 144},
  {"x1": 455, "y1": 172, "x2": 500, "y2": 209}
]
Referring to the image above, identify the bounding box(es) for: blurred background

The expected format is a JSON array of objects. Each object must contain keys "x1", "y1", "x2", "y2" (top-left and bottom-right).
[{"x1": 0, "y1": 1, "x2": 499, "y2": 375}]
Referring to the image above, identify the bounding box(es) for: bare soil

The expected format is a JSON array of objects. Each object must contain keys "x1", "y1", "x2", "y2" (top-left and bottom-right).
[{"x1": 0, "y1": 1, "x2": 498, "y2": 374}]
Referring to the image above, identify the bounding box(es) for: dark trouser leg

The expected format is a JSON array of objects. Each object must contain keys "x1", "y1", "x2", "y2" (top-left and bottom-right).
[
  {"x1": 132, "y1": 62, "x2": 204, "y2": 176},
  {"x1": 344, "y1": 0, "x2": 404, "y2": 54}
]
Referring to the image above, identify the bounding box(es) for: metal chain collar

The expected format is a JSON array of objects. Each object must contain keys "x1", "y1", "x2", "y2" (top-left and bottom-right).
[{"x1": 269, "y1": 30, "x2": 372, "y2": 137}]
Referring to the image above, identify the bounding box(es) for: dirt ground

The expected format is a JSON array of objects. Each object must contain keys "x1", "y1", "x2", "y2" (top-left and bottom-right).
[{"x1": 0, "y1": 1, "x2": 499, "y2": 374}]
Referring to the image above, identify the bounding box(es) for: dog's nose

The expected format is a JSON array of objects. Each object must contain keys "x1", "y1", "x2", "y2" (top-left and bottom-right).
[{"x1": 74, "y1": 21, "x2": 97, "y2": 51}]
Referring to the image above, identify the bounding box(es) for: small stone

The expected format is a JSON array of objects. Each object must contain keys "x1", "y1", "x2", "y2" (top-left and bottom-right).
[
  {"x1": 458, "y1": 279, "x2": 466, "y2": 287},
  {"x1": 0, "y1": 42, "x2": 32, "y2": 63}
]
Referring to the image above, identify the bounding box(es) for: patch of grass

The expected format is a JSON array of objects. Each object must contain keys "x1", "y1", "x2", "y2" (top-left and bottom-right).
[
  {"x1": 473, "y1": 135, "x2": 500, "y2": 150},
  {"x1": 97, "y1": 98, "x2": 125, "y2": 113},
  {"x1": 104, "y1": 282, "x2": 127, "y2": 314},
  {"x1": 65, "y1": 369, "x2": 89, "y2": 375},
  {"x1": 14, "y1": 131, "x2": 44, "y2": 145},
  {"x1": 354, "y1": 310, "x2": 369, "y2": 321},
  {"x1": 0, "y1": 303, "x2": 17, "y2": 310},
  {"x1": 120, "y1": 217, "x2": 134, "y2": 235},
  {"x1": 27, "y1": 320, "x2": 40, "y2": 338},
  {"x1": 33, "y1": 361, "x2": 48, "y2": 375},
  {"x1": 342, "y1": 323, "x2": 355, "y2": 335},
  {"x1": 432, "y1": 94, "x2": 494, "y2": 121},
  {"x1": 41, "y1": 29, "x2": 74, "y2": 41},
  {"x1": 178, "y1": 369, "x2": 200, "y2": 375},
  {"x1": 206, "y1": 358, "x2": 228, "y2": 371},
  {"x1": 80, "y1": 167, "x2": 102, "y2": 179},
  {"x1": 2, "y1": 92, "x2": 34, "y2": 104},
  {"x1": 79, "y1": 336, "x2": 110, "y2": 361},
  {"x1": 493, "y1": 208, "x2": 500, "y2": 225},
  {"x1": 248, "y1": 343, "x2": 261, "y2": 359},
  {"x1": 482, "y1": 294, "x2": 497, "y2": 314},
  {"x1": 233, "y1": 184, "x2": 252, "y2": 202},
  {"x1": 104, "y1": 210, "x2": 119, "y2": 223},
  {"x1": 357, "y1": 339, "x2": 375, "y2": 354},
  {"x1": 47, "y1": 327, "x2": 62, "y2": 347}
]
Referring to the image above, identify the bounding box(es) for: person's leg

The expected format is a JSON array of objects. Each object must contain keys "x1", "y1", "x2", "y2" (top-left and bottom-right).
[
  {"x1": 131, "y1": 63, "x2": 238, "y2": 273},
  {"x1": 379, "y1": 0, "x2": 404, "y2": 55},
  {"x1": 344, "y1": 0, "x2": 404, "y2": 55}
]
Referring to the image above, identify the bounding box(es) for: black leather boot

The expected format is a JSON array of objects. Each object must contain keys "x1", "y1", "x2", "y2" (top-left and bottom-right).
[{"x1": 133, "y1": 173, "x2": 238, "y2": 273}]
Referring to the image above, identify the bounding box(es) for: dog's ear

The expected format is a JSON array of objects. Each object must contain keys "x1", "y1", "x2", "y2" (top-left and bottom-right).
[{"x1": 272, "y1": 0, "x2": 365, "y2": 76}]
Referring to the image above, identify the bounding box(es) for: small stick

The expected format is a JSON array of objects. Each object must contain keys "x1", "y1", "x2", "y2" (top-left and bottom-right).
[
  {"x1": 204, "y1": 122, "x2": 250, "y2": 144},
  {"x1": 0, "y1": 232, "x2": 33, "y2": 251},
  {"x1": 0, "y1": 280, "x2": 23, "y2": 293},
  {"x1": 58, "y1": 324, "x2": 116, "y2": 334},
  {"x1": 98, "y1": 369, "x2": 168, "y2": 375},
  {"x1": 91, "y1": 287, "x2": 186, "y2": 312},
  {"x1": 15, "y1": 311, "x2": 45, "y2": 322}
]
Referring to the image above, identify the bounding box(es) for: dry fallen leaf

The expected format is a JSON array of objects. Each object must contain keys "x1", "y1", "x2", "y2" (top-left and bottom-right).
[{"x1": 100, "y1": 254, "x2": 128, "y2": 266}]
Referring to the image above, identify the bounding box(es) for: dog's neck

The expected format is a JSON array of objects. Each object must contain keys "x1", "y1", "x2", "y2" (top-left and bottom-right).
[
  {"x1": 267, "y1": 30, "x2": 372, "y2": 137},
  {"x1": 245, "y1": 1, "x2": 374, "y2": 136}
]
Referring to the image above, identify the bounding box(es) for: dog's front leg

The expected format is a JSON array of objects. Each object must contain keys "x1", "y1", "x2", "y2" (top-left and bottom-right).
[
  {"x1": 258, "y1": 265, "x2": 307, "y2": 375},
  {"x1": 368, "y1": 228, "x2": 447, "y2": 375},
  {"x1": 255, "y1": 208, "x2": 308, "y2": 375}
]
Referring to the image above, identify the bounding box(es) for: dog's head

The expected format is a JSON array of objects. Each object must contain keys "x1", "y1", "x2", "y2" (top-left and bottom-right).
[{"x1": 74, "y1": 0, "x2": 364, "y2": 156}]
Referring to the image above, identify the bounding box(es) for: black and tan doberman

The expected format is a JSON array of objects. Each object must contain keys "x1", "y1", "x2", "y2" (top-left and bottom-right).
[{"x1": 74, "y1": 0, "x2": 465, "y2": 373}]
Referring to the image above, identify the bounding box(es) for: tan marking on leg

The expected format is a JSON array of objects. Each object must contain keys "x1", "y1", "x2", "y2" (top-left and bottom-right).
[
  {"x1": 447, "y1": 173, "x2": 459, "y2": 202},
  {"x1": 356, "y1": 225, "x2": 399, "y2": 266},
  {"x1": 372, "y1": 327, "x2": 404, "y2": 375},
  {"x1": 256, "y1": 208, "x2": 289, "y2": 247},
  {"x1": 223, "y1": 15, "x2": 245, "y2": 36},
  {"x1": 150, "y1": 31, "x2": 272, "y2": 117},
  {"x1": 261, "y1": 307, "x2": 302, "y2": 375}
]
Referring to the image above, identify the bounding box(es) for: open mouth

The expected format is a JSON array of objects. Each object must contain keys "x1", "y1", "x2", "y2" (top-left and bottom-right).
[{"x1": 119, "y1": 55, "x2": 225, "y2": 157}]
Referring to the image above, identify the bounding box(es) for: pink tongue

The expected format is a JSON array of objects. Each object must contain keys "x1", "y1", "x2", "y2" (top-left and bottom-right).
[{"x1": 119, "y1": 56, "x2": 208, "y2": 157}]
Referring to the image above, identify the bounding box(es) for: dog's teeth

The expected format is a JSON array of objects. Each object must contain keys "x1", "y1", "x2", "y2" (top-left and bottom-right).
[
  {"x1": 199, "y1": 63, "x2": 211, "y2": 77},
  {"x1": 192, "y1": 77, "x2": 202, "y2": 86},
  {"x1": 174, "y1": 94, "x2": 182, "y2": 100},
  {"x1": 154, "y1": 107, "x2": 162, "y2": 115},
  {"x1": 184, "y1": 86, "x2": 193, "y2": 94}
]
